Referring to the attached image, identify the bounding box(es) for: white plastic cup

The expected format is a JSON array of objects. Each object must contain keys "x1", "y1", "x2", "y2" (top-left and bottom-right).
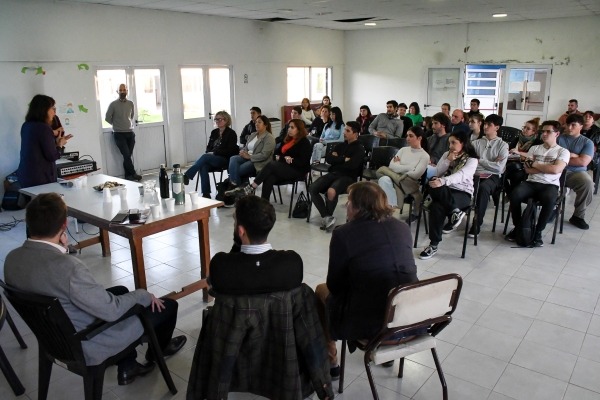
[
  {"x1": 80, "y1": 175, "x2": 88, "y2": 186},
  {"x1": 103, "y1": 187, "x2": 112, "y2": 203},
  {"x1": 74, "y1": 178, "x2": 83, "y2": 189},
  {"x1": 165, "y1": 198, "x2": 175, "y2": 212},
  {"x1": 150, "y1": 204, "x2": 161, "y2": 218},
  {"x1": 189, "y1": 191, "x2": 199, "y2": 205},
  {"x1": 118, "y1": 187, "x2": 128, "y2": 201}
]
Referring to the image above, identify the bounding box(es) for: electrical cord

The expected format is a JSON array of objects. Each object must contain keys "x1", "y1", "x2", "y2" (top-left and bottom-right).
[
  {"x1": 81, "y1": 223, "x2": 99, "y2": 236},
  {"x1": 78, "y1": 155, "x2": 95, "y2": 161},
  {"x1": 0, "y1": 217, "x2": 23, "y2": 232}
]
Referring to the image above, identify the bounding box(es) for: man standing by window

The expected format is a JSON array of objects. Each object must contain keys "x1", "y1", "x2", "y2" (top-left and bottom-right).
[{"x1": 105, "y1": 84, "x2": 141, "y2": 181}]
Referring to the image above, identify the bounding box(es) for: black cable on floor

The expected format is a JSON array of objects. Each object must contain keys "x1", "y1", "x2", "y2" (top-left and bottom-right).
[{"x1": 0, "y1": 217, "x2": 23, "y2": 232}]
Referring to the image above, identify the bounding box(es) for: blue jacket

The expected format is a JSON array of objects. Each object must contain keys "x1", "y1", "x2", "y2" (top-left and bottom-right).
[
  {"x1": 321, "y1": 122, "x2": 345, "y2": 144},
  {"x1": 451, "y1": 122, "x2": 469, "y2": 133},
  {"x1": 17, "y1": 121, "x2": 61, "y2": 188}
]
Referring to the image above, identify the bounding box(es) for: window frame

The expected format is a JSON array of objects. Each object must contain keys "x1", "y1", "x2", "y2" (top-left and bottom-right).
[{"x1": 286, "y1": 66, "x2": 333, "y2": 104}]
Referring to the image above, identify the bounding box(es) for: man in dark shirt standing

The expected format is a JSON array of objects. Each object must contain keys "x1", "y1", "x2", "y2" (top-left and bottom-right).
[
  {"x1": 467, "y1": 98, "x2": 485, "y2": 119},
  {"x1": 208, "y1": 195, "x2": 303, "y2": 295},
  {"x1": 240, "y1": 107, "x2": 261, "y2": 145},
  {"x1": 105, "y1": 84, "x2": 141, "y2": 181},
  {"x1": 308, "y1": 121, "x2": 365, "y2": 230}
]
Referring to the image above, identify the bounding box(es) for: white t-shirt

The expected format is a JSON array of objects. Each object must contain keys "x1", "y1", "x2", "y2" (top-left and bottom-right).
[
  {"x1": 526, "y1": 144, "x2": 570, "y2": 186},
  {"x1": 247, "y1": 136, "x2": 258, "y2": 155}
]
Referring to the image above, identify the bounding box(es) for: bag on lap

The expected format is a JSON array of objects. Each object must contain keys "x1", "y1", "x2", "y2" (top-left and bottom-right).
[
  {"x1": 292, "y1": 191, "x2": 310, "y2": 218},
  {"x1": 515, "y1": 199, "x2": 536, "y2": 247}
]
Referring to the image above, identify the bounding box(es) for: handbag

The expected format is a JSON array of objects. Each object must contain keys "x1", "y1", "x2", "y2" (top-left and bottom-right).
[{"x1": 292, "y1": 191, "x2": 310, "y2": 218}]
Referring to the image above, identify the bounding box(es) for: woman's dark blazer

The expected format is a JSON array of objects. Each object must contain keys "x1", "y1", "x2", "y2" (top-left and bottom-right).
[
  {"x1": 207, "y1": 127, "x2": 239, "y2": 159},
  {"x1": 17, "y1": 121, "x2": 61, "y2": 188},
  {"x1": 274, "y1": 137, "x2": 312, "y2": 174}
]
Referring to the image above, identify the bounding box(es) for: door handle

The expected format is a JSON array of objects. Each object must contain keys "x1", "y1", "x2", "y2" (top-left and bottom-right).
[{"x1": 208, "y1": 113, "x2": 214, "y2": 120}]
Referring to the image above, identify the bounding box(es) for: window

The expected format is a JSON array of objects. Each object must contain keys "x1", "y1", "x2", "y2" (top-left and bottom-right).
[
  {"x1": 287, "y1": 67, "x2": 332, "y2": 103},
  {"x1": 181, "y1": 68, "x2": 205, "y2": 119}
]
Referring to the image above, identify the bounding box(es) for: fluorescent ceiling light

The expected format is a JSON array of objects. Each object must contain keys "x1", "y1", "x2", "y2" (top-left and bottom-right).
[
  {"x1": 493, "y1": 13, "x2": 507, "y2": 17},
  {"x1": 365, "y1": 22, "x2": 377, "y2": 26}
]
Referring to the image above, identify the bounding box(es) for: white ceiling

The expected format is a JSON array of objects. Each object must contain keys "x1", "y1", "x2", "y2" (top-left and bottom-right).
[{"x1": 60, "y1": 0, "x2": 600, "y2": 30}]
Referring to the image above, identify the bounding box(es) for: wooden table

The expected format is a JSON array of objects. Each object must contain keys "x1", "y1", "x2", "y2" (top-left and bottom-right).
[{"x1": 20, "y1": 174, "x2": 222, "y2": 301}]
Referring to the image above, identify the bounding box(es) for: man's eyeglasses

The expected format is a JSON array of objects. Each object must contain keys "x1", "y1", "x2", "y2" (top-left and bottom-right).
[
  {"x1": 541, "y1": 129, "x2": 557, "y2": 134},
  {"x1": 214, "y1": 118, "x2": 224, "y2": 122}
]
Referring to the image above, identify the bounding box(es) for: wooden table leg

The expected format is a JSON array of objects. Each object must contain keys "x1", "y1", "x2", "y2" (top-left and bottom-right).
[
  {"x1": 129, "y1": 236, "x2": 147, "y2": 289},
  {"x1": 99, "y1": 228, "x2": 111, "y2": 257},
  {"x1": 198, "y1": 217, "x2": 211, "y2": 302}
]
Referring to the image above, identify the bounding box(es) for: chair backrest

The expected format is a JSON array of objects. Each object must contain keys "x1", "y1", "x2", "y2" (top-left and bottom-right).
[
  {"x1": 358, "y1": 135, "x2": 381, "y2": 154},
  {"x1": 0, "y1": 281, "x2": 86, "y2": 365},
  {"x1": 325, "y1": 142, "x2": 337, "y2": 160},
  {"x1": 471, "y1": 174, "x2": 481, "y2": 205},
  {"x1": 379, "y1": 137, "x2": 407, "y2": 149},
  {"x1": 369, "y1": 146, "x2": 399, "y2": 170},
  {"x1": 386, "y1": 274, "x2": 462, "y2": 329},
  {"x1": 498, "y1": 126, "x2": 522, "y2": 144}
]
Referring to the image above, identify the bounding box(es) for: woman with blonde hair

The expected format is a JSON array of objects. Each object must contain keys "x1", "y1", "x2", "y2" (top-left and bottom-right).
[{"x1": 504, "y1": 117, "x2": 543, "y2": 196}]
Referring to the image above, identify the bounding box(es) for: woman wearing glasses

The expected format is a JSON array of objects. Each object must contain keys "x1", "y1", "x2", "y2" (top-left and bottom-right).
[
  {"x1": 183, "y1": 111, "x2": 238, "y2": 199},
  {"x1": 504, "y1": 117, "x2": 543, "y2": 196},
  {"x1": 17, "y1": 95, "x2": 72, "y2": 188}
]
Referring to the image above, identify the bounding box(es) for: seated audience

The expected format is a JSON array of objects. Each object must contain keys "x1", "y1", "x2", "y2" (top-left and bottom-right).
[
  {"x1": 505, "y1": 121, "x2": 569, "y2": 247},
  {"x1": 356, "y1": 105, "x2": 375, "y2": 135},
  {"x1": 369, "y1": 100, "x2": 403, "y2": 139},
  {"x1": 450, "y1": 109, "x2": 469, "y2": 133},
  {"x1": 398, "y1": 102, "x2": 414, "y2": 137},
  {"x1": 558, "y1": 99, "x2": 582, "y2": 127},
  {"x1": 441, "y1": 103, "x2": 451, "y2": 117},
  {"x1": 419, "y1": 131, "x2": 479, "y2": 260},
  {"x1": 467, "y1": 98, "x2": 485, "y2": 119},
  {"x1": 17, "y1": 95, "x2": 72, "y2": 188},
  {"x1": 313, "y1": 95, "x2": 331, "y2": 116},
  {"x1": 468, "y1": 114, "x2": 484, "y2": 142},
  {"x1": 311, "y1": 106, "x2": 345, "y2": 164},
  {"x1": 227, "y1": 115, "x2": 275, "y2": 189},
  {"x1": 4, "y1": 193, "x2": 186, "y2": 385},
  {"x1": 426, "y1": 112, "x2": 451, "y2": 179},
  {"x1": 240, "y1": 107, "x2": 261, "y2": 145},
  {"x1": 466, "y1": 114, "x2": 508, "y2": 237},
  {"x1": 276, "y1": 106, "x2": 302, "y2": 145},
  {"x1": 423, "y1": 116, "x2": 433, "y2": 133},
  {"x1": 209, "y1": 195, "x2": 303, "y2": 295},
  {"x1": 300, "y1": 97, "x2": 315, "y2": 128},
  {"x1": 308, "y1": 121, "x2": 365, "y2": 230},
  {"x1": 309, "y1": 104, "x2": 331, "y2": 138},
  {"x1": 558, "y1": 114, "x2": 594, "y2": 229},
  {"x1": 314, "y1": 181, "x2": 418, "y2": 379},
  {"x1": 582, "y1": 110, "x2": 600, "y2": 151},
  {"x1": 504, "y1": 117, "x2": 543, "y2": 196},
  {"x1": 227, "y1": 119, "x2": 311, "y2": 200},
  {"x1": 376, "y1": 126, "x2": 430, "y2": 223},
  {"x1": 407, "y1": 102, "x2": 424, "y2": 127},
  {"x1": 184, "y1": 111, "x2": 238, "y2": 198}
]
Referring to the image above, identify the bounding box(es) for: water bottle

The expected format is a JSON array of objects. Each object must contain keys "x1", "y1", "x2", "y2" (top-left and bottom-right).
[
  {"x1": 159, "y1": 164, "x2": 169, "y2": 199},
  {"x1": 171, "y1": 164, "x2": 185, "y2": 205}
]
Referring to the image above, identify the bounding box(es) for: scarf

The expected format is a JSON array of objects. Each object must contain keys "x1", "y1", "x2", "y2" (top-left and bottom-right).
[
  {"x1": 443, "y1": 153, "x2": 470, "y2": 178},
  {"x1": 517, "y1": 133, "x2": 536, "y2": 152}
]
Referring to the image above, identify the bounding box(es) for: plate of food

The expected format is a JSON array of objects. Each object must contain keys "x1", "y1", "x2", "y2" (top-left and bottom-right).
[{"x1": 93, "y1": 181, "x2": 125, "y2": 192}]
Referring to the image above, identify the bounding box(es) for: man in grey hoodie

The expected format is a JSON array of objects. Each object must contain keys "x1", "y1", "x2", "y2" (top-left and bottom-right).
[
  {"x1": 369, "y1": 100, "x2": 403, "y2": 139},
  {"x1": 467, "y1": 114, "x2": 508, "y2": 237}
]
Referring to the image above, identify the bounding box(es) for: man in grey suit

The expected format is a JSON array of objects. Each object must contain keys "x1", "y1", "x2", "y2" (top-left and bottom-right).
[{"x1": 4, "y1": 193, "x2": 186, "y2": 385}]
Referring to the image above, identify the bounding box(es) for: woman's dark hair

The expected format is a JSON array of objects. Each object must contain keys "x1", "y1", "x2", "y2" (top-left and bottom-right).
[
  {"x1": 347, "y1": 181, "x2": 393, "y2": 222},
  {"x1": 26, "y1": 95, "x2": 55, "y2": 124},
  {"x1": 285, "y1": 119, "x2": 308, "y2": 144},
  {"x1": 423, "y1": 116, "x2": 432, "y2": 130},
  {"x1": 330, "y1": 106, "x2": 344, "y2": 130},
  {"x1": 409, "y1": 102, "x2": 421, "y2": 115},
  {"x1": 469, "y1": 114, "x2": 484, "y2": 131},
  {"x1": 408, "y1": 126, "x2": 429, "y2": 154},
  {"x1": 292, "y1": 106, "x2": 303, "y2": 115},
  {"x1": 356, "y1": 105, "x2": 372, "y2": 121},
  {"x1": 256, "y1": 115, "x2": 272, "y2": 133},
  {"x1": 301, "y1": 98, "x2": 311, "y2": 111},
  {"x1": 449, "y1": 130, "x2": 479, "y2": 159}
]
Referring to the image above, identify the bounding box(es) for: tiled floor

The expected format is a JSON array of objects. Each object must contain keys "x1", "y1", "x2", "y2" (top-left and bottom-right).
[{"x1": 1, "y1": 172, "x2": 600, "y2": 400}]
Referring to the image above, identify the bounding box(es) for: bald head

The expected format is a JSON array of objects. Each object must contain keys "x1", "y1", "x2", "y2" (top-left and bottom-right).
[
  {"x1": 117, "y1": 84, "x2": 128, "y2": 100},
  {"x1": 451, "y1": 109, "x2": 464, "y2": 125}
]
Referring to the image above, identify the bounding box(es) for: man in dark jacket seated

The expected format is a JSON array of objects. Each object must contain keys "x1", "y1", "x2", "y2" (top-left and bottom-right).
[
  {"x1": 209, "y1": 195, "x2": 303, "y2": 295},
  {"x1": 315, "y1": 181, "x2": 419, "y2": 380}
]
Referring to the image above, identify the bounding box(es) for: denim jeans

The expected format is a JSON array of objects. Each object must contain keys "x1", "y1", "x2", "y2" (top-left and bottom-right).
[
  {"x1": 184, "y1": 153, "x2": 228, "y2": 195},
  {"x1": 228, "y1": 155, "x2": 256, "y2": 185}
]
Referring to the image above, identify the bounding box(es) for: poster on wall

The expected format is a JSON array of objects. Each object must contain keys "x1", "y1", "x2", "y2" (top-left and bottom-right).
[
  {"x1": 62, "y1": 115, "x2": 77, "y2": 128},
  {"x1": 57, "y1": 102, "x2": 76, "y2": 115}
]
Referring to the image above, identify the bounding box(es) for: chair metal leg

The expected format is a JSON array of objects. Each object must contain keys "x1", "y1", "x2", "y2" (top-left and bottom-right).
[
  {"x1": 501, "y1": 190, "x2": 506, "y2": 223},
  {"x1": 363, "y1": 352, "x2": 380, "y2": 400},
  {"x1": 424, "y1": 209, "x2": 429, "y2": 234},
  {"x1": 431, "y1": 348, "x2": 448, "y2": 400},
  {"x1": 38, "y1": 351, "x2": 53, "y2": 400},
  {"x1": 461, "y1": 210, "x2": 471, "y2": 259},
  {"x1": 492, "y1": 201, "x2": 499, "y2": 232},
  {"x1": 6, "y1": 312, "x2": 27, "y2": 349},
  {"x1": 552, "y1": 202, "x2": 561, "y2": 244},
  {"x1": 473, "y1": 210, "x2": 478, "y2": 247},
  {"x1": 141, "y1": 319, "x2": 177, "y2": 395},
  {"x1": 91, "y1": 366, "x2": 106, "y2": 400},
  {"x1": 398, "y1": 357, "x2": 405, "y2": 378},
  {"x1": 74, "y1": 218, "x2": 79, "y2": 234},
  {"x1": 278, "y1": 186, "x2": 283, "y2": 205},
  {"x1": 559, "y1": 197, "x2": 565, "y2": 234},
  {"x1": 503, "y1": 208, "x2": 511, "y2": 235},
  {"x1": 82, "y1": 371, "x2": 95, "y2": 400},
  {"x1": 339, "y1": 340, "x2": 346, "y2": 394},
  {"x1": 288, "y1": 182, "x2": 296, "y2": 218},
  {"x1": 195, "y1": 171, "x2": 200, "y2": 192},
  {"x1": 414, "y1": 206, "x2": 423, "y2": 248},
  {"x1": 0, "y1": 345, "x2": 25, "y2": 396}
]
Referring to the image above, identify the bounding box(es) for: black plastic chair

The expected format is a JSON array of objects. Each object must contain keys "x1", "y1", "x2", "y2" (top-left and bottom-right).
[
  {"x1": 498, "y1": 127, "x2": 522, "y2": 144},
  {"x1": 310, "y1": 142, "x2": 338, "y2": 178},
  {"x1": 195, "y1": 167, "x2": 226, "y2": 192},
  {"x1": 378, "y1": 137, "x2": 407, "y2": 149},
  {"x1": 362, "y1": 146, "x2": 399, "y2": 181},
  {"x1": 396, "y1": 172, "x2": 428, "y2": 225},
  {"x1": 0, "y1": 296, "x2": 27, "y2": 396},
  {"x1": 272, "y1": 174, "x2": 310, "y2": 218},
  {"x1": 0, "y1": 282, "x2": 177, "y2": 400},
  {"x1": 491, "y1": 172, "x2": 508, "y2": 232},
  {"x1": 358, "y1": 135, "x2": 381, "y2": 162},
  {"x1": 502, "y1": 170, "x2": 567, "y2": 244},
  {"x1": 414, "y1": 175, "x2": 481, "y2": 258}
]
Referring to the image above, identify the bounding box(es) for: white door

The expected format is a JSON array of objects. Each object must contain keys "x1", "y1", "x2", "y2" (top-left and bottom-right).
[
  {"x1": 96, "y1": 67, "x2": 168, "y2": 177},
  {"x1": 502, "y1": 65, "x2": 552, "y2": 129},
  {"x1": 423, "y1": 66, "x2": 464, "y2": 117},
  {"x1": 182, "y1": 66, "x2": 233, "y2": 165}
]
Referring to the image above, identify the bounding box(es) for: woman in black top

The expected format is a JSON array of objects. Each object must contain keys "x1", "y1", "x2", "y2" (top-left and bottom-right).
[
  {"x1": 17, "y1": 95, "x2": 72, "y2": 188},
  {"x1": 356, "y1": 105, "x2": 374, "y2": 135},
  {"x1": 184, "y1": 111, "x2": 239, "y2": 198},
  {"x1": 228, "y1": 119, "x2": 312, "y2": 200},
  {"x1": 314, "y1": 181, "x2": 418, "y2": 376}
]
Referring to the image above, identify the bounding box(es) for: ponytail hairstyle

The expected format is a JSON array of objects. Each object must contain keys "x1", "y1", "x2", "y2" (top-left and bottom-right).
[{"x1": 526, "y1": 117, "x2": 541, "y2": 132}]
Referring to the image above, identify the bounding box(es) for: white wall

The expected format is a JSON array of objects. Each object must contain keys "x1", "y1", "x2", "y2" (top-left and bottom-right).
[
  {"x1": 0, "y1": 0, "x2": 344, "y2": 196},
  {"x1": 345, "y1": 16, "x2": 600, "y2": 119}
]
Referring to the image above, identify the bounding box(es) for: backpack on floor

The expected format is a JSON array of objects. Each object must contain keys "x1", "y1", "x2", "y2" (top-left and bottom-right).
[
  {"x1": 1, "y1": 175, "x2": 23, "y2": 211},
  {"x1": 215, "y1": 178, "x2": 235, "y2": 207},
  {"x1": 515, "y1": 198, "x2": 536, "y2": 247}
]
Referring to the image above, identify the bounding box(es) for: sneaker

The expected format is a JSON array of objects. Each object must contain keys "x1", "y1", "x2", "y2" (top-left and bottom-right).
[
  {"x1": 320, "y1": 217, "x2": 327, "y2": 230},
  {"x1": 533, "y1": 231, "x2": 544, "y2": 247},
  {"x1": 225, "y1": 184, "x2": 254, "y2": 197},
  {"x1": 422, "y1": 196, "x2": 433, "y2": 211},
  {"x1": 405, "y1": 214, "x2": 418, "y2": 225},
  {"x1": 330, "y1": 365, "x2": 340, "y2": 381},
  {"x1": 442, "y1": 222, "x2": 455, "y2": 234},
  {"x1": 467, "y1": 225, "x2": 480, "y2": 238},
  {"x1": 419, "y1": 244, "x2": 438, "y2": 260},
  {"x1": 505, "y1": 228, "x2": 516, "y2": 242},
  {"x1": 324, "y1": 216, "x2": 336, "y2": 230},
  {"x1": 132, "y1": 173, "x2": 143, "y2": 182},
  {"x1": 569, "y1": 216, "x2": 590, "y2": 230},
  {"x1": 450, "y1": 211, "x2": 465, "y2": 229}
]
